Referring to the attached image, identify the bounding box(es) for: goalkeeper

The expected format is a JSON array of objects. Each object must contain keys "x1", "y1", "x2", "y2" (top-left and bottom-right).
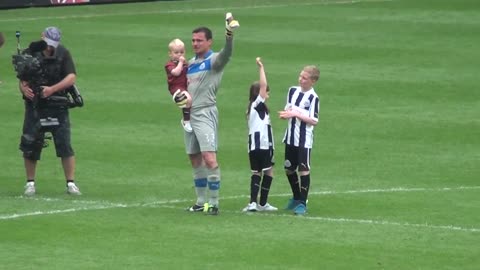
[
  {"x1": 164, "y1": 38, "x2": 192, "y2": 132},
  {"x1": 184, "y1": 12, "x2": 239, "y2": 215}
]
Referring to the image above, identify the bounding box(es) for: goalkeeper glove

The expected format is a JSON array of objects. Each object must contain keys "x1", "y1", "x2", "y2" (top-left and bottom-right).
[
  {"x1": 225, "y1": 12, "x2": 239, "y2": 37},
  {"x1": 172, "y1": 89, "x2": 189, "y2": 108}
]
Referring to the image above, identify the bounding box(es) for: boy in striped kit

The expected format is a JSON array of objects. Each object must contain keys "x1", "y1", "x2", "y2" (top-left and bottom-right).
[
  {"x1": 243, "y1": 57, "x2": 277, "y2": 212},
  {"x1": 279, "y1": 65, "x2": 320, "y2": 215}
]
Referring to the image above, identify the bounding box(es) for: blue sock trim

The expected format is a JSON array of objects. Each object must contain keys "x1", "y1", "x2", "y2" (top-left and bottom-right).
[
  {"x1": 208, "y1": 181, "x2": 220, "y2": 190},
  {"x1": 194, "y1": 178, "x2": 207, "y2": 187}
]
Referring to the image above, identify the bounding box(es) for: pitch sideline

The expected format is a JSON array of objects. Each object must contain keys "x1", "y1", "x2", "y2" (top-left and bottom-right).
[{"x1": 1, "y1": 185, "x2": 479, "y2": 233}]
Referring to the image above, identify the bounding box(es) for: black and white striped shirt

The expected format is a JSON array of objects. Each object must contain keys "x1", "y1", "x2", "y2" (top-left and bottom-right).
[
  {"x1": 282, "y1": 86, "x2": 320, "y2": 148},
  {"x1": 248, "y1": 95, "x2": 274, "y2": 152}
]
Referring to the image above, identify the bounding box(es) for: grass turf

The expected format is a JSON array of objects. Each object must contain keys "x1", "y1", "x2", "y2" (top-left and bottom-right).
[{"x1": 0, "y1": 0, "x2": 479, "y2": 269}]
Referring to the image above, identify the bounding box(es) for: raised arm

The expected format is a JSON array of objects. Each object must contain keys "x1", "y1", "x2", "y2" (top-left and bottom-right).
[
  {"x1": 212, "y1": 12, "x2": 239, "y2": 71},
  {"x1": 256, "y1": 57, "x2": 268, "y2": 99}
]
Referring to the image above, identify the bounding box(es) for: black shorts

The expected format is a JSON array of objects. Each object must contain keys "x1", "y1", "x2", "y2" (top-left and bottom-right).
[
  {"x1": 284, "y1": 144, "x2": 311, "y2": 172},
  {"x1": 20, "y1": 102, "x2": 74, "y2": 160},
  {"x1": 249, "y1": 148, "x2": 274, "y2": 173}
]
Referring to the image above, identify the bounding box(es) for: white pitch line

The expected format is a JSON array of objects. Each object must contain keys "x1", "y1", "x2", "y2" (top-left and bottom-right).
[
  {"x1": 7, "y1": 186, "x2": 478, "y2": 206},
  {"x1": 299, "y1": 215, "x2": 480, "y2": 233},
  {"x1": 0, "y1": 197, "x2": 186, "y2": 220},
  {"x1": 154, "y1": 205, "x2": 480, "y2": 233},
  {"x1": 1, "y1": 185, "x2": 479, "y2": 233},
  {"x1": 9, "y1": 185, "x2": 478, "y2": 208},
  {"x1": 10, "y1": 195, "x2": 126, "y2": 206},
  {"x1": 0, "y1": 0, "x2": 393, "y2": 23},
  {"x1": 0, "y1": 205, "x2": 126, "y2": 220},
  {"x1": 281, "y1": 185, "x2": 480, "y2": 197},
  {"x1": 217, "y1": 185, "x2": 480, "y2": 201}
]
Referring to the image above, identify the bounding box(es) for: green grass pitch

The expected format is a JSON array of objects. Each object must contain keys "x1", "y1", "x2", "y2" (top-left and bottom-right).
[{"x1": 0, "y1": 0, "x2": 479, "y2": 269}]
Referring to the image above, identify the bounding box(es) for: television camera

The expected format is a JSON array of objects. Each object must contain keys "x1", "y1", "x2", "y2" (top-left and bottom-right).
[{"x1": 12, "y1": 31, "x2": 83, "y2": 126}]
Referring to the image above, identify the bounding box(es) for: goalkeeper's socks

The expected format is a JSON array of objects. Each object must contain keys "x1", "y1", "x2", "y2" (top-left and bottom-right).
[
  {"x1": 194, "y1": 178, "x2": 207, "y2": 205},
  {"x1": 207, "y1": 167, "x2": 221, "y2": 206},
  {"x1": 207, "y1": 180, "x2": 220, "y2": 206}
]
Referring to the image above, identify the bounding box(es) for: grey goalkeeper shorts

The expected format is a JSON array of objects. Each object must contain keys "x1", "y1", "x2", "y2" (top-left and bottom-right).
[{"x1": 184, "y1": 106, "x2": 218, "y2": 154}]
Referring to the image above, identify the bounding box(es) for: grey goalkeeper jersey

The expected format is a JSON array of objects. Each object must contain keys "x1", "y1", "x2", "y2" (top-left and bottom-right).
[{"x1": 187, "y1": 38, "x2": 233, "y2": 111}]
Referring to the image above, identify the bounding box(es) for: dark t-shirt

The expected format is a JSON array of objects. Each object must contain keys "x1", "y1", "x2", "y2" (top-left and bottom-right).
[
  {"x1": 23, "y1": 44, "x2": 76, "y2": 103},
  {"x1": 165, "y1": 60, "x2": 188, "y2": 95},
  {"x1": 58, "y1": 46, "x2": 76, "y2": 77},
  {"x1": 44, "y1": 45, "x2": 76, "y2": 85}
]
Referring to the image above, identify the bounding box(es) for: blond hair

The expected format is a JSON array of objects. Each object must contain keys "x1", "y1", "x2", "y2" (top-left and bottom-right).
[
  {"x1": 303, "y1": 65, "x2": 320, "y2": 82},
  {"x1": 168, "y1": 38, "x2": 185, "y2": 51}
]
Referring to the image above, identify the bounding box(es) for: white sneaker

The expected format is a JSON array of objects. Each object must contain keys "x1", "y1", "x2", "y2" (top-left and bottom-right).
[
  {"x1": 24, "y1": 182, "x2": 36, "y2": 196},
  {"x1": 242, "y1": 202, "x2": 257, "y2": 212},
  {"x1": 181, "y1": 119, "x2": 192, "y2": 133},
  {"x1": 67, "y1": 182, "x2": 82, "y2": 195},
  {"x1": 257, "y1": 203, "x2": 278, "y2": 212}
]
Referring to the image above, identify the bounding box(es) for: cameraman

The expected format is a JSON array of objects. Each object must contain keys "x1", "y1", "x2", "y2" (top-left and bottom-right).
[{"x1": 19, "y1": 26, "x2": 81, "y2": 196}]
